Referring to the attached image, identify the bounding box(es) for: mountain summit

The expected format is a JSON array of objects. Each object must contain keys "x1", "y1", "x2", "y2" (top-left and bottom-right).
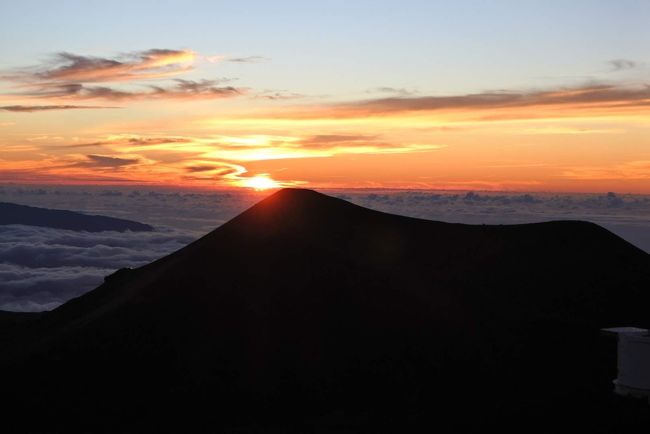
[{"x1": 2, "y1": 189, "x2": 649, "y2": 433}]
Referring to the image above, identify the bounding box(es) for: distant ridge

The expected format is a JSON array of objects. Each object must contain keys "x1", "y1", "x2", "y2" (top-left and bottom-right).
[
  {"x1": 1, "y1": 189, "x2": 648, "y2": 433},
  {"x1": 0, "y1": 201, "x2": 153, "y2": 232}
]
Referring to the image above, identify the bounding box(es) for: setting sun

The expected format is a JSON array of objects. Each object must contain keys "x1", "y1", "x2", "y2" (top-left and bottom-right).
[{"x1": 243, "y1": 175, "x2": 280, "y2": 191}]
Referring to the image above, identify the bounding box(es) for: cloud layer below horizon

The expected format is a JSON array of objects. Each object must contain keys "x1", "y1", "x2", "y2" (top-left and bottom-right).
[{"x1": 0, "y1": 185, "x2": 648, "y2": 311}]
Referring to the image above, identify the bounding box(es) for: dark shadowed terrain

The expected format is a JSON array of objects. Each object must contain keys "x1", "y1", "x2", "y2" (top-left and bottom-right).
[
  {"x1": 1, "y1": 189, "x2": 648, "y2": 433},
  {"x1": 0, "y1": 202, "x2": 153, "y2": 232}
]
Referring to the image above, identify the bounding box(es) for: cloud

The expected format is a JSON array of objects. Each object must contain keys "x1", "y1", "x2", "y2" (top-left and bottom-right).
[
  {"x1": 0, "y1": 169, "x2": 140, "y2": 184},
  {"x1": 561, "y1": 160, "x2": 650, "y2": 180},
  {"x1": 9, "y1": 49, "x2": 196, "y2": 84},
  {"x1": 255, "y1": 90, "x2": 305, "y2": 100},
  {"x1": 0, "y1": 263, "x2": 113, "y2": 311},
  {"x1": 249, "y1": 83, "x2": 650, "y2": 121},
  {"x1": 7, "y1": 131, "x2": 444, "y2": 186},
  {"x1": 205, "y1": 55, "x2": 268, "y2": 64},
  {"x1": 183, "y1": 161, "x2": 247, "y2": 180},
  {"x1": 0, "y1": 104, "x2": 118, "y2": 112},
  {"x1": 188, "y1": 133, "x2": 445, "y2": 163},
  {"x1": 163, "y1": 78, "x2": 243, "y2": 99},
  {"x1": 337, "y1": 84, "x2": 650, "y2": 114},
  {"x1": 1, "y1": 49, "x2": 248, "y2": 103},
  {"x1": 62, "y1": 136, "x2": 193, "y2": 149},
  {"x1": 1, "y1": 128, "x2": 443, "y2": 187},
  {"x1": 0, "y1": 222, "x2": 196, "y2": 311},
  {"x1": 80, "y1": 154, "x2": 141, "y2": 168},
  {"x1": 300, "y1": 134, "x2": 379, "y2": 147},
  {"x1": 185, "y1": 165, "x2": 221, "y2": 173},
  {"x1": 226, "y1": 56, "x2": 268, "y2": 63},
  {"x1": 367, "y1": 87, "x2": 418, "y2": 96},
  {"x1": 0, "y1": 145, "x2": 39, "y2": 153},
  {"x1": 25, "y1": 79, "x2": 244, "y2": 101},
  {"x1": 294, "y1": 134, "x2": 444, "y2": 154},
  {"x1": 512, "y1": 126, "x2": 624, "y2": 135},
  {"x1": 608, "y1": 59, "x2": 640, "y2": 71}
]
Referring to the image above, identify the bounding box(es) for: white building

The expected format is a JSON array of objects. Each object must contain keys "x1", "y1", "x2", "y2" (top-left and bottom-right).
[{"x1": 602, "y1": 327, "x2": 650, "y2": 402}]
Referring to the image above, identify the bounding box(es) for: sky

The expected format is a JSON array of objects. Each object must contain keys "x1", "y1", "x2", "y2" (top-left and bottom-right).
[{"x1": 1, "y1": 0, "x2": 650, "y2": 192}]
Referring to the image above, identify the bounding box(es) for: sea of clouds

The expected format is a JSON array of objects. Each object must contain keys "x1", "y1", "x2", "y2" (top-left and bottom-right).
[{"x1": 1, "y1": 185, "x2": 648, "y2": 311}]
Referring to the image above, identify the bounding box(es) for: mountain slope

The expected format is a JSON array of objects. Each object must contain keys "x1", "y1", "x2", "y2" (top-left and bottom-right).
[
  {"x1": 0, "y1": 201, "x2": 153, "y2": 232},
  {"x1": 2, "y1": 189, "x2": 649, "y2": 433}
]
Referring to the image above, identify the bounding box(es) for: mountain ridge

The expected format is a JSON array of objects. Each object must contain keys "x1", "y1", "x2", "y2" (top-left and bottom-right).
[{"x1": 0, "y1": 201, "x2": 153, "y2": 232}]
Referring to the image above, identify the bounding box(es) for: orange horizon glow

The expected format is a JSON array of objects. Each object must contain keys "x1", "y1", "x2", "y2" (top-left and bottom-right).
[
  {"x1": 2, "y1": 53, "x2": 650, "y2": 194},
  {"x1": 240, "y1": 175, "x2": 281, "y2": 191}
]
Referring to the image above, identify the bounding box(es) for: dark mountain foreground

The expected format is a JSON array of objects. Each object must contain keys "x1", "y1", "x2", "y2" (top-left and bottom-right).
[
  {"x1": 1, "y1": 189, "x2": 648, "y2": 433},
  {"x1": 0, "y1": 201, "x2": 153, "y2": 232}
]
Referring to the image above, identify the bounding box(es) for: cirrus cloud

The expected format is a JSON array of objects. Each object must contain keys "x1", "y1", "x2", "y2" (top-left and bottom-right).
[
  {"x1": 335, "y1": 84, "x2": 650, "y2": 115},
  {"x1": 6, "y1": 49, "x2": 196, "y2": 84},
  {"x1": 0, "y1": 104, "x2": 119, "y2": 112},
  {"x1": 79, "y1": 154, "x2": 141, "y2": 168},
  {"x1": 23, "y1": 79, "x2": 244, "y2": 101},
  {"x1": 245, "y1": 83, "x2": 650, "y2": 122},
  {"x1": 1, "y1": 49, "x2": 247, "y2": 104},
  {"x1": 607, "y1": 59, "x2": 640, "y2": 72},
  {"x1": 0, "y1": 223, "x2": 195, "y2": 311}
]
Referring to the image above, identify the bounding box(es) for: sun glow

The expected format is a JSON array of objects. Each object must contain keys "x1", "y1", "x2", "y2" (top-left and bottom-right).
[{"x1": 243, "y1": 175, "x2": 280, "y2": 190}]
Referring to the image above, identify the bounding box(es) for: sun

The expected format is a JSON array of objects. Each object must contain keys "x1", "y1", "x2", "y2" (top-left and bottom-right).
[{"x1": 243, "y1": 175, "x2": 280, "y2": 191}]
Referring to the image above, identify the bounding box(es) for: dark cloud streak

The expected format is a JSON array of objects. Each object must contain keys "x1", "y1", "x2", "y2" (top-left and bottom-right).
[
  {"x1": 20, "y1": 49, "x2": 195, "y2": 83},
  {"x1": 78, "y1": 155, "x2": 141, "y2": 168},
  {"x1": 62, "y1": 137, "x2": 192, "y2": 149},
  {"x1": 227, "y1": 56, "x2": 268, "y2": 63},
  {"x1": 1, "y1": 49, "x2": 248, "y2": 102},
  {"x1": 333, "y1": 84, "x2": 650, "y2": 115},
  {"x1": 300, "y1": 134, "x2": 381, "y2": 149},
  {"x1": 254, "y1": 90, "x2": 305, "y2": 100},
  {"x1": 367, "y1": 87, "x2": 418, "y2": 96},
  {"x1": 27, "y1": 79, "x2": 244, "y2": 101},
  {"x1": 608, "y1": 59, "x2": 640, "y2": 71},
  {"x1": 0, "y1": 104, "x2": 119, "y2": 112}
]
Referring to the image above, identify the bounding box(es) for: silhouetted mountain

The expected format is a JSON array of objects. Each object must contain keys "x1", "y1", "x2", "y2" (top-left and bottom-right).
[
  {"x1": 0, "y1": 201, "x2": 153, "y2": 232},
  {"x1": 0, "y1": 310, "x2": 41, "y2": 340},
  {"x1": 1, "y1": 189, "x2": 648, "y2": 433}
]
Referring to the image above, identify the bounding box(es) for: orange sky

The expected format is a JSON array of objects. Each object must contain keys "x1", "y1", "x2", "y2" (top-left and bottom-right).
[{"x1": 1, "y1": 48, "x2": 649, "y2": 193}]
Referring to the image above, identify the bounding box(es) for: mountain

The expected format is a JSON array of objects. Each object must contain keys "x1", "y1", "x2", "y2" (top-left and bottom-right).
[
  {"x1": 1, "y1": 189, "x2": 648, "y2": 433},
  {"x1": 0, "y1": 310, "x2": 41, "y2": 340},
  {"x1": 0, "y1": 201, "x2": 153, "y2": 232}
]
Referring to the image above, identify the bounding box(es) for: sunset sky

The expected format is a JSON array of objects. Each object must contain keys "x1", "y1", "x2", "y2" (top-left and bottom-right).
[{"x1": 1, "y1": 0, "x2": 649, "y2": 192}]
